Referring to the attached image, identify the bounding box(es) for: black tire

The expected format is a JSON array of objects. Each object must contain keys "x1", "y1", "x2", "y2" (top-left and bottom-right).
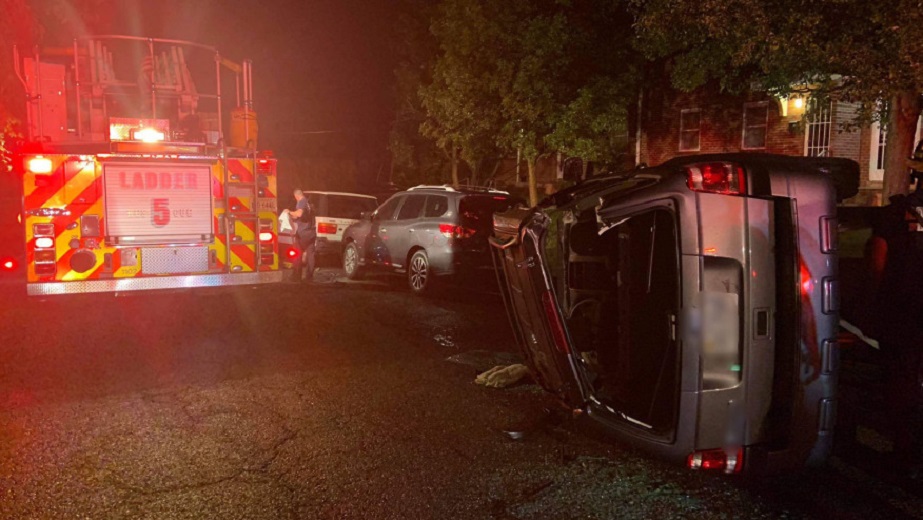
[
  {"x1": 342, "y1": 242, "x2": 363, "y2": 280},
  {"x1": 407, "y1": 250, "x2": 432, "y2": 295}
]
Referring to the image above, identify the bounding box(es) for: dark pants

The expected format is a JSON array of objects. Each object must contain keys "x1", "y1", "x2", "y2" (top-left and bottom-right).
[
  {"x1": 291, "y1": 229, "x2": 316, "y2": 281},
  {"x1": 883, "y1": 343, "x2": 923, "y2": 467}
]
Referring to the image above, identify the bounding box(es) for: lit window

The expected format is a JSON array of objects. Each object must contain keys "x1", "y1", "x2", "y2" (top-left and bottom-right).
[
  {"x1": 742, "y1": 102, "x2": 769, "y2": 150},
  {"x1": 805, "y1": 99, "x2": 832, "y2": 157},
  {"x1": 679, "y1": 109, "x2": 701, "y2": 152}
]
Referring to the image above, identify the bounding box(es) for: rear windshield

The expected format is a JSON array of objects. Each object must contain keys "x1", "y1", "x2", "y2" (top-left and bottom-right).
[
  {"x1": 459, "y1": 195, "x2": 521, "y2": 230},
  {"x1": 326, "y1": 195, "x2": 378, "y2": 219}
]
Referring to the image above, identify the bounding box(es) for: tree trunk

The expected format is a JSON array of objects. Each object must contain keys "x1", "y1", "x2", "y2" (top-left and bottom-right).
[
  {"x1": 527, "y1": 158, "x2": 538, "y2": 207},
  {"x1": 883, "y1": 91, "x2": 922, "y2": 201},
  {"x1": 451, "y1": 145, "x2": 459, "y2": 186}
]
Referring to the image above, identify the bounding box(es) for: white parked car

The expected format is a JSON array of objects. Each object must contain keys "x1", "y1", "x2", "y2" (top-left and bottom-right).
[{"x1": 279, "y1": 191, "x2": 380, "y2": 262}]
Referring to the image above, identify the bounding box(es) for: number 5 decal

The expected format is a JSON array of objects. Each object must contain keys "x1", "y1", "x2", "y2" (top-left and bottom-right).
[{"x1": 152, "y1": 198, "x2": 170, "y2": 227}]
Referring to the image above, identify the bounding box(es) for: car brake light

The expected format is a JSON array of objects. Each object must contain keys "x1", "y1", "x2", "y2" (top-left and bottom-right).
[
  {"x1": 541, "y1": 290, "x2": 571, "y2": 354},
  {"x1": 1, "y1": 258, "x2": 16, "y2": 271},
  {"x1": 317, "y1": 222, "x2": 337, "y2": 234},
  {"x1": 35, "y1": 237, "x2": 54, "y2": 249},
  {"x1": 28, "y1": 156, "x2": 54, "y2": 174},
  {"x1": 438, "y1": 223, "x2": 476, "y2": 239},
  {"x1": 687, "y1": 448, "x2": 743, "y2": 473},
  {"x1": 259, "y1": 232, "x2": 274, "y2": 242},
  {"x1": 686, "y1": 162, "x2": 746, "y2": 195}
]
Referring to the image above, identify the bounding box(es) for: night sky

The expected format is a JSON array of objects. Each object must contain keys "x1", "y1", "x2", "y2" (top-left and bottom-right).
[{"x1": 113, "y1": 0, "x2": 399, "y2": 154}]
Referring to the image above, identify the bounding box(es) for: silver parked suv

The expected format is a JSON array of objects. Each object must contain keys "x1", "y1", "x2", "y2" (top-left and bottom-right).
[{"x1": 341, "y1": 185, "x2": 523, "y2": 294}]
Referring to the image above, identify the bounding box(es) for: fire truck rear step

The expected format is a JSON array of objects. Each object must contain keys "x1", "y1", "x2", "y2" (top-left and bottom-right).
[{"x1": 27, "y1": 270, "x2": 284, "y2": 296}]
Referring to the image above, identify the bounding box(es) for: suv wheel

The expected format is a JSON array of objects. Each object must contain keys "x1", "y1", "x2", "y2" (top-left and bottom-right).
[
  {"x1": 343, "y1": 242, "x2": 363, "y2": 280},
  {"x1": 408, "y1": 250, "x2": 432, "y2": 295}
]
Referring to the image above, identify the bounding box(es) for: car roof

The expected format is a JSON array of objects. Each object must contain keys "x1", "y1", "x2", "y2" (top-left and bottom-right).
[
  {"x1": 302, "y1": 191, "x2": 378, "y2": 200},
  {"x1": 405, "y1": 185, "x2": 511, "y2": 196}
]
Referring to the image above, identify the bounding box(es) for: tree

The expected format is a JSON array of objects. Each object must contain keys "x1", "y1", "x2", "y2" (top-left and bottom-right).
[
  {"x1": 632, "y1": 0, "x2": 923, "y2": 199},
  {"x1": 419, "y1": 0, "x2": 507, "y2": 188},
  {"x1": 388, "y1": 0, "x2": 452, "y2": 187}
]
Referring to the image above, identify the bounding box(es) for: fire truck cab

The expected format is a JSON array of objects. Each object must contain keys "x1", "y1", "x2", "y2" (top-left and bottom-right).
[{"x1": 8, "y1": 36, "x2": 282, "y2": 296}]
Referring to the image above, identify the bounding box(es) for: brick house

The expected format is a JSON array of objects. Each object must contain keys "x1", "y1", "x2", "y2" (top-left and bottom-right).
[{"x1": 638, "y1": 84, "x2": 922, "y2": 206}]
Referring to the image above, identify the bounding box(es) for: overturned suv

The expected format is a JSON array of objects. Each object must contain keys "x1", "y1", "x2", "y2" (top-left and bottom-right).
[{"x1": 491, "y1": 154, "x2": 859, "y2": 474}]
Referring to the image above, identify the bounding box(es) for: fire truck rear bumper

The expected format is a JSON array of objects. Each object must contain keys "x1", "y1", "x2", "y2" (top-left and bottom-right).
[{"x1": 27, "y1": 271, "x2": 284, "y2": 296}]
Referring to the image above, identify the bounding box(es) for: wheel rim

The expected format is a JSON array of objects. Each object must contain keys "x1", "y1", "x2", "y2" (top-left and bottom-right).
[
  {"x1": 410, "y1": 255, "x2": 427, "y2": 291},
  {"x1": 344, "y1": 246, "x2": 357, "y2": 274}
]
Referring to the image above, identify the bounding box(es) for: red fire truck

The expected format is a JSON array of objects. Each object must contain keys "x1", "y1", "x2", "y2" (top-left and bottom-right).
[{"x1": 4, "y1": 36, "x2": 283, "y2": 296}]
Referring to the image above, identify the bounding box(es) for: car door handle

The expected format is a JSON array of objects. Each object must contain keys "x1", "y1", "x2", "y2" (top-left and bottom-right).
[
  {"x1": 380, "y1": 228, "x2": 388, "y2": 233},
  {"x1": 409, "y1": 228, "x2": 415, "y2": 233}
]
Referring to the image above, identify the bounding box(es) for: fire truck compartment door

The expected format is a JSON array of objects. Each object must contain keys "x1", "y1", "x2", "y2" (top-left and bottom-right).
[{"x1": 103, "y1": 162, "x2": 214, "y2": 244}]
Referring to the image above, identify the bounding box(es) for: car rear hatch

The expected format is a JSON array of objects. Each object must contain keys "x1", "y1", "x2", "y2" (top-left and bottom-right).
[
  {"x1": 459, "y1": 195, "x2": 521, "y2": 258},
  {"x1": 490, "y1": 207, "x2": 587, "y2": 404}
]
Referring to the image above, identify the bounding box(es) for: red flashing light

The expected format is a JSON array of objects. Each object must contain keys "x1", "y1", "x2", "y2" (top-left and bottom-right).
[
  {"x1": 686, "y1": 162, "x2": 746, "y2": 195},
  {"x1": 438, "y1": 223, "x2": 476, "y2": 239},
  {"x1": 687, "y1": 448, "x2": 744, "y2": 473},
  {"x1": 286, "y1": 247, "x2": 299, "y2": 259},
  {"x1": 317, "y1": 222, "x2": 338, "y2": 234},
  {"x1": 1, "y1": 258, "x2": 16, "y2": 271},
  {"x1": 541, "y1": 290, "x2": 571, "y2": 355},
  {"x1": 256, "y1": 157, "x2": 273, "y2": 174}
]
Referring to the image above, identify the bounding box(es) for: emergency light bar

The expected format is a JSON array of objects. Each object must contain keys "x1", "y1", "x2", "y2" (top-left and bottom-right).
[
  {"x1": 131, "y1": 127, "x2": 166, "y2": 143},
  {"x1": 27, "y1": 156, "x2": 53, "y2": 174}
]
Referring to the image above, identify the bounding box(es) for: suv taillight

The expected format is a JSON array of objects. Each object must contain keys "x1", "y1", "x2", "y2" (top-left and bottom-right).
[
  {"x1": 317, "y1": 222, "x2": 337, "y2": 234},
  {"x1": 686, "y1": 162, "x2": 746, "y2": 195},
  {"x1": 438, "y1": 223, "x2": 476, "y2": 239}
]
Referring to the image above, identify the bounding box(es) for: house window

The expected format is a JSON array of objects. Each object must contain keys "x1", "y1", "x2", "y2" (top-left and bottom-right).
[
  {"x1": 871, "y1": 116, "x2": 923, "y2": 182},
  {"x1": 805, "y1": 100, "x2": 832, "y2": 157},
  {"x1": 679, "y1": 109, "x2": 701, "y2": 151},
  {"x1": 742, "y1": 102, "x2": 769, "y2": 150}
]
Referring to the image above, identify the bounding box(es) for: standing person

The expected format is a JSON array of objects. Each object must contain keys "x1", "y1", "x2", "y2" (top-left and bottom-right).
[
  {"x1": 869, "y1": 185, "x2": 923, "y2": 479},
  {"x1": 288, "y1": 189, "x2": 316, "y2": 283}
]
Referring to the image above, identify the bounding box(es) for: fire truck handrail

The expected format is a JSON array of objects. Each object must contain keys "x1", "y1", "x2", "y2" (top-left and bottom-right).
[{"x1": 78, "y1": 35, "x2": 218, "y2": 54}]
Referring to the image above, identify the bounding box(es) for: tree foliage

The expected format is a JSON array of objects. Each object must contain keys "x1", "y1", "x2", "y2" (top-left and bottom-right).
[
  {"x1": 632, "y1": 0, "x2": 923, "y2": 198},
  {"x1": 406, "y1": 0, "x2": 639, "y2": 204}
]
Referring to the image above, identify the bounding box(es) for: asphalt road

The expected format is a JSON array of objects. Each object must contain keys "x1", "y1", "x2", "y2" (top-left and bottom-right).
[{"x1": 0, "y1": 268, "x2": 921, "y2": 519}]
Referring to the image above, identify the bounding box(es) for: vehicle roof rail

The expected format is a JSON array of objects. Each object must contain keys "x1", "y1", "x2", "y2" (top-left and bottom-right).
[{"x1": 408, "y1": 185, "x2": 457, "y2": 192}]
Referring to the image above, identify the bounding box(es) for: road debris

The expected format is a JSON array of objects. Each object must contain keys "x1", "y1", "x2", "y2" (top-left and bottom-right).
[{"x1": 475, "y1": 364, "x2": 530, "y2": 388}]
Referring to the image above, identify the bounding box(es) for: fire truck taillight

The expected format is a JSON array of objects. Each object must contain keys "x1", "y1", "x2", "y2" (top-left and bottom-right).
[
  {"x1": 28, "y1": 156, "x2": 54, "y2": 174},
  {"x1": 686, "y1": 162, "x2": 746, "y2": 195},
  {"x1": 35, "y1": 237, "x2": 54, "y2": 249},
  {"x1": 259, "y1": 232, "x2": 274, "y2": 242},
  {"x1": 286, "y1": 247, "x2": 299, "y2": 259},
  {"x1": 131, "y1": 127, "x2": 166, "y2": 143}
]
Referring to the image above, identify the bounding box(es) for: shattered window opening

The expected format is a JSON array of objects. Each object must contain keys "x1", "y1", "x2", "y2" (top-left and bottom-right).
[{"x1": 565, "y1": 209, "x2": 680, "y2": 434}]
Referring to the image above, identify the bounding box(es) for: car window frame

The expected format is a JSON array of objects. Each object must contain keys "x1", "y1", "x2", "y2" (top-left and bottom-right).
[
  {"x1": 374, "y1": 195, "x2": 404, "y2": 221},
  {"x1": 423, "y1": 194, "x2": 450, "y2": 219},
  {"x1": 326, "y1": 194, "x2": 379, "y2": 220},
  {"x1": 396, "y1": 194, "x2": 426, "y2": 221}
]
